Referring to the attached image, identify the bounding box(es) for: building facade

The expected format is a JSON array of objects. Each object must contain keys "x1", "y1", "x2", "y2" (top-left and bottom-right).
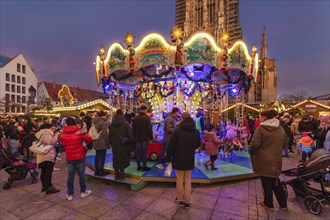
[
  {"x1": 0, "y1": 54, "x2": 37, "y2": 114},
  {"x1": 247, "y1": 27, "x2": 277, "y2": 103},
  {"x1": 176, "y1": 0, "x2": 242, "y2": 45},
  {"x1": 37, "y1": 81, "x2": 105, "y2": 107}
]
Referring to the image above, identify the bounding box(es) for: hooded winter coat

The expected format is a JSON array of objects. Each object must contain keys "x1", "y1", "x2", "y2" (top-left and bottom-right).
[
  {"x1": 249, "y1": 118, "x2": 287, "y2": 178},
  {"x1": 92, "y1": 117, "x2": 110, "y2": 150},
  {"x1": 109, "y1": 114, "x2": 133, "y2": 170},
  {"x1": 166, "y1": 117, "x2": 201, "y2": 170},
  {"x1": 297, "y1": 135, "x2": 315, "y2": 153},
  {"x1": 60, "y1": 125, "x2": 92, "y2": 161},
  {"x1": 204, "y1": 131, "x2": 222, "y2": 156},
  {"x1": 35, "y1": 129, "x2": 57, "y2": 165}
]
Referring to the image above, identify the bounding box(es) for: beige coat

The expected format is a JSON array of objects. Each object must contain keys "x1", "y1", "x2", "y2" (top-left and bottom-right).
[
  {"x1": 35, "y1": 129, "x2": 57, "y2": 164},
  {"x1": 291, "y1": 118, "x2": 301, "y2": 135}
]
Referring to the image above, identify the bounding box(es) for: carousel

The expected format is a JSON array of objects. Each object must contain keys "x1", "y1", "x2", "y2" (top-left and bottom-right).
[{"x1": 87, "y1": 27, "x2": 259, "y2": 189}]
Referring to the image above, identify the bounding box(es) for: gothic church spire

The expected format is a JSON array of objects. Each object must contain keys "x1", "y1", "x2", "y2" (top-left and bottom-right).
[{"x1": 260, "y1": 26, "x2": 268, "y2": 59}]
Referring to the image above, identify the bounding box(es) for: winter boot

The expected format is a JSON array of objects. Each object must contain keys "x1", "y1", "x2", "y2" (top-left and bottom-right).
[
  {"x1": 210, "y1": 162, "x2": 218, "y2": 170},
  {"x1": 119, "y1": 169, "x2": 125, "y2": 181},
  {"x1": 114, "y1": 170, "x2": 120, "y2": 181},
  {"x1": 94, "y1": 167, "x2": 100, "y2": 176},
  {"x1": 99, "y1": 167, "x2": 106, "y2": 176},
  {"x1": 204, "y1": 160, "x2": 211, "y2": 170}
]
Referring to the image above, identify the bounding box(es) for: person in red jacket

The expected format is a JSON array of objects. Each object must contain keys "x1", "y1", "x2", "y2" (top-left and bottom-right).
[{"x1": 60, "y1": 117, "x2": 92, "y2": 201}]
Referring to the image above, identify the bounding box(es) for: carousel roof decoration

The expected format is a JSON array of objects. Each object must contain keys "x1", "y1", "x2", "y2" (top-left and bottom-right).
[{"x1": 95, "y1": 28, "x2": 258, "y2": 100}]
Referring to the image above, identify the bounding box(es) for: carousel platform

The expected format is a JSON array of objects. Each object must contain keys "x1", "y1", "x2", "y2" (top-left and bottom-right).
[{"x1": 85, "y1": 149, "x2": 257, "y2": 190}]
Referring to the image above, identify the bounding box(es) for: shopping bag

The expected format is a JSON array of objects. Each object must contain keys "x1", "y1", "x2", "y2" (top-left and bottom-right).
[
  {"x1": 89, "y1": 124, "x2": 102, "y2": 140},
  {"x1": 165, "y1": 163, "x2": 172, "y2": 177},
  {"x1": 29, "y1": 140, "x2": 52, "y2": 154}
]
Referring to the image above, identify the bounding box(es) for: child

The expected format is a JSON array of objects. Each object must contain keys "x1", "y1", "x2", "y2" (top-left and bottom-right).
[
  {"x1": 297, "y1": 132, "x2": 315, "y2": 162},
  {"x1": 204, "y1": 125, "x2": 222, "y2": 170},
  {"x1": 75, "y1": 119, "x2": 88, "y2": 150}
]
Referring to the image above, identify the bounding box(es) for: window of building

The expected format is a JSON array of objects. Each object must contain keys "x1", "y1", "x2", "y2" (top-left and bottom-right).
[
  {"x1": 11, "y1": 74, "x2": 15, "y2": 82},
  {"x1": 22, "y1": 77, "x2": 26, "y2": 85},
  {"x1": 11, "y1": 95, "x2": 15, "y2": 102},
  {"x1": 6, "y1": 73, "x2": 10, "y2": 81},
  {"x1": 5, "y1": 83, "x2": 10, "y2": 92},
  {"x1": 11, "y1": 106, "x2": 15, "y2": 113},
  {"x1": 22, "y1": 96, "x2": 26, "y2": 103},
  {"x1": 5, "y1": 94, "x2": 10, "y2": 113},
  {"x1": 22, "y1": 87, "x2": 26, "y2": 94},
  {"x1": 17, "y1": 63, "x2": 21, "y2": 72},
  {"x1": 17, "y1": 86, "x2": 21, "y2": 93},
  {"x1": 16, "y1": 107, "x2": 20, "y2": 113},
  {"x1": 17, "y1": 76, "x2": 21, "y2": 84},
  {"x1": 22, "y1": 65, "x2": 26, "y2": 74},
  {"x1": 22, "y1": 106, "x2": 26, "y2": 113},
  {"x1": 11, "y1": 85, "x2": 15, "y2": 92},
  {"x1": 17, "y1": 95, "x2": 21, "y2": 103}
]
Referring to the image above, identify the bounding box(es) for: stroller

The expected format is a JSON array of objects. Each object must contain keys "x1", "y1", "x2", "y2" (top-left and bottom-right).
[
  {"x1": 282, "y1": 148, "x2": 330, "y2": 215},
  {"x1": 0, "y1": 146, "x2": 39, "y2": 190}
]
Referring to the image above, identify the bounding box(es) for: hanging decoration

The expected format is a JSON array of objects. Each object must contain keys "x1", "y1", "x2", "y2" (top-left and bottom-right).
[{"x1": 95, "y1": 30, "x2": 259, "y2": 119}]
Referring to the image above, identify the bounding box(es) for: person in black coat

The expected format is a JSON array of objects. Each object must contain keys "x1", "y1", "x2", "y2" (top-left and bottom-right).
[
  {"x1": 132, "y1": 106, "x2": 153, "y2": 171},
  {"x1": 298, "y1": 115, "x2": 315, "y2": 133},
  {"x1": 165, "y1": 112, "x2": 201, "y2": 208},
  {"x1": 109, "y1": 109, "x2": 133, "y2": 181}
]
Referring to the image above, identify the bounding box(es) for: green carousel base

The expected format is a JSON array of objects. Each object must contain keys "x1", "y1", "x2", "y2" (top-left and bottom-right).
[{"x1": 85, "y1": 149, "x2": 256, "y2": 190}]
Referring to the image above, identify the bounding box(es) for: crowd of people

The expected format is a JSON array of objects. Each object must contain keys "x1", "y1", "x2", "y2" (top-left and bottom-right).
[{"x1": 0, "y1": 107, "x2": 329, "y2": 211}]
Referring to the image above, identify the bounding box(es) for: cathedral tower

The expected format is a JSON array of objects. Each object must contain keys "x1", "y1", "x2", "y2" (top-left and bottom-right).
[
  {"x1": 248, "y1": 27, "x2": 277, "y2": 103},
  {"x1": 176, "y1": 0, "x2": 242, "y2": 45}
]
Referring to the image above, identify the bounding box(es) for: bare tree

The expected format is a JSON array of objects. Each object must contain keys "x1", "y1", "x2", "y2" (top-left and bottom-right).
[
  {"x1": 279, "y1": 90, "x2": 310, "y2": 103},
  {"x1": 0, "y1": 96, "x2": 22, "y2": 114}
]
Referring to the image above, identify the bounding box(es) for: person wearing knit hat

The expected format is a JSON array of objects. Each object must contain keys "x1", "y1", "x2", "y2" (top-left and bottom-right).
[
  {"x1": 165, "y1": 111, "x2": 201, "y2": 209},
  {"x1": 297, "y1": 131, "x2": 315, "y2": 162},
  {"x1": 181, "y1": 112, "x2": 191, "y2": 121}
]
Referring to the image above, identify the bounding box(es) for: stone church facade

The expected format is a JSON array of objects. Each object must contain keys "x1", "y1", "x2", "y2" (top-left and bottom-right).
[{"x1": 175, "y1": 0, "x2": 277, "y2": 103}]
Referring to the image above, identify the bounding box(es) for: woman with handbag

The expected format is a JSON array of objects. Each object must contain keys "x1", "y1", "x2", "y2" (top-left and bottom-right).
[
  {"x1": 92, "y1": 111, "x2": 110, "y2": 176},
  {"x1": 35, "y1": 123, "x2": 60, "y2": 194},
  {"x1": 109, "y1": 109, "x2": 133, "y2": 181}
]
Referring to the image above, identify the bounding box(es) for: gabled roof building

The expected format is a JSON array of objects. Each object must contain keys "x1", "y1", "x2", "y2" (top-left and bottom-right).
[{"x1": 0, "y1": 54, "x2": 38, "y2": 114}]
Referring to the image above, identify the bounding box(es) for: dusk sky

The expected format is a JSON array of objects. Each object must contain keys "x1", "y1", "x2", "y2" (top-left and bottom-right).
[{"x1": 1, "y1": 0, "x2": 329, "y2": 97}]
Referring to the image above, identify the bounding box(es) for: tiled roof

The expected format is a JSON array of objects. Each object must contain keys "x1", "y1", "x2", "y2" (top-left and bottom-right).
[
  {"x1": 39, "y1": 81, "x2": 104, "y2": 102},
  {"x1": 0, "y1": 54, "x2": 12, "y2": 68},
  {"x1": 312, "y1": 94, "x2": 330, "y2": 101}
]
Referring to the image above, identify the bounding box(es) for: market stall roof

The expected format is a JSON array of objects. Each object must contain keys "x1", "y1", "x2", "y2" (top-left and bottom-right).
[{"x1": 33, "y1": 99, "x2": 115, "y2": 117}]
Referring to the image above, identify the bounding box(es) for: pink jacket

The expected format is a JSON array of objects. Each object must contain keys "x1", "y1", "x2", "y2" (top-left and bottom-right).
[{"x1": 204, "y1": 131, "x2": 222, "y2": 156}]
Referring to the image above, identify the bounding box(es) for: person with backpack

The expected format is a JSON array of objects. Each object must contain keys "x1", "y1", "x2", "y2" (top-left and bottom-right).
[{"x1": 91, "y1": 111, "x2": 109, "y2": 176}]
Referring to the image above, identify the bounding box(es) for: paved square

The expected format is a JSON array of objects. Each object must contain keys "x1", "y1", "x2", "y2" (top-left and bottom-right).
[{"x1": 1, "y1": 151, "x2": 329, "y2": 220}]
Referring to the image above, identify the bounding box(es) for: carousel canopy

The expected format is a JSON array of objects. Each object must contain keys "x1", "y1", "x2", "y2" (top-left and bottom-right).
[{"x1": 95, "y1": 30, "x2": 258, "y2": 100}]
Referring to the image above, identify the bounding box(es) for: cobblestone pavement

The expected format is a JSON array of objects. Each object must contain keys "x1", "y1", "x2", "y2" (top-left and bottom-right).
[{"x1": 1, "y1": 150, "x2": 329, "y2": 220}]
